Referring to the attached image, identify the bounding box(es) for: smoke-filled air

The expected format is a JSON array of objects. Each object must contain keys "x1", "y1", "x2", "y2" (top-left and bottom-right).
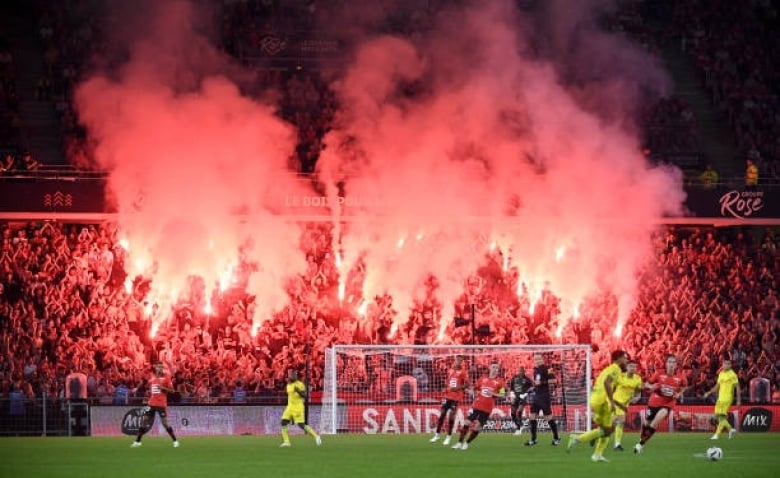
[{"x1": 74, "y1": 0, "x2": 685, "y2": 344}]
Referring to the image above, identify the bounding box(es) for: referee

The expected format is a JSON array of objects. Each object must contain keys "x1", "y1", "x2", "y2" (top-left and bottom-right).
[{"x1": 525, "y1": 354, "x2": 561, "y2": 446}]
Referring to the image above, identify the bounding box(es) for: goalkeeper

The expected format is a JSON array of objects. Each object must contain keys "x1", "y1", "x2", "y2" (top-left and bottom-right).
[{"x1": 508, "y1": 366, "x2": 533, "y2": 436}]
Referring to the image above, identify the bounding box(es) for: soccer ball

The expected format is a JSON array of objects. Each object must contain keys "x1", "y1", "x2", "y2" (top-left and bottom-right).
[{"x1": 706, "y1": 447, "x2": 723, "y2": 461}]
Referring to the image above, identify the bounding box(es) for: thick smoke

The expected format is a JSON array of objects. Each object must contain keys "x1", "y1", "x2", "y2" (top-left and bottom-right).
[
  {"x1": 316, "y1": 0, "x2": 685, "y2": 339},
  {"x1": 75, "y1": 0, "x2": 685, "y2": 343},
  {"x1": 75, "y1": 0, "x2": 308, "y2": 333}
]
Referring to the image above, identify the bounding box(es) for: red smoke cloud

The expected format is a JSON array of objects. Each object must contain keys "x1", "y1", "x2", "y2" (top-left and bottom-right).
[
  {"x1": 75, "y1": 0, "x2": 308, "y2": 332},
  {"x1": 316, "y1": 0, "x2": 685, "y2": 338},
  {"x1": 74, "y1": 0, "x2": 685, "y2": 341}
]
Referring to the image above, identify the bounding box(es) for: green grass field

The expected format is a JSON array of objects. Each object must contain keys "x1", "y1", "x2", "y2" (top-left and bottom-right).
[{"x1": 1, "y1": 432, "x2": 778, "y2": 478}]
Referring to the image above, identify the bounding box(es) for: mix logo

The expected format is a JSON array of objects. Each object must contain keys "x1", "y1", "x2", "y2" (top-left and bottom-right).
[
  {"x1": 121, "y1": 408, "x2": 147, "y2": 435},
  {"x1": 741, "y1": 407, "x2": 772, "y2": 432}
]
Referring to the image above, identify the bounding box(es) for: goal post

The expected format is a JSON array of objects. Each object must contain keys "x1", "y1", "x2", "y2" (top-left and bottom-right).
[{"x1": 320, "y1": 344, "x2": 591, "y2": 435}]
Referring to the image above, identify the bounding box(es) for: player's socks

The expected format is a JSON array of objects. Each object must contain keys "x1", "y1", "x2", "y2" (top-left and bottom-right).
[
  {"x1": 467, "y1": 431, "x2": 479, "y2": 443},
  {"x1": 639, "y1": 426, "x2": 655, "y2": 445},
  {"x1": 165, "y1": 425, "x2": 177, "y2": 441},
  {"x1": 458, "y1": 426, "x2": 469, "y2": 442},
  {"x1": 715, "y1": 417, "x2": 730, "y2": 436},
  {"x1": 576, "y1": 427, "x2": 603, "y2": 444},
  {"x1": 594, "y1": 436, "x2": 609, "y2": 455},
  {"x1": 281, "y1": 425, "x2": 290, "y2": 444},
  {"x1": 529, "y1": 419, "x2": 538, "y2": 441},
  {"x1": 304, "y1": 425, "x2": 317, "y2": 437},
  {"x1": 447, "y1": 419, "x2": 456, "y2": 435},
  {"x1": 614, "y1": 423, "x2": 623, "y2": 446},
  {"x1": 135, "y1": 423, "x2": 150, "y2": 443},
  {"x1": 435, "y1": 414, "x2": 446, "y2": 434},
  {"x1": 549, "y1": 419, "x2": 559, "y2": 441}
]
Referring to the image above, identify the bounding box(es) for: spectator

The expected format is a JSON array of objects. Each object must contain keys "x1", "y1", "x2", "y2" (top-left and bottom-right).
[
  {"x1": 699, "y1": 164, "x2": 719, "y2": 189},
  {"x1": 746, "y1": 159, "x2": 759, "y2": 186}
]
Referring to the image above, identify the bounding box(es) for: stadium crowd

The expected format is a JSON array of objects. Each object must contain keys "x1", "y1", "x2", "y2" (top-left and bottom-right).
[
  {"x1": 0, "y1": 220, "x2": 777, "y2": 408},
  {"x1": 0, "y1": 0, "x2": 777, "y2": 414},
  {"x1": 674, "y1": 0, "x2": 780, "y2": 181}
]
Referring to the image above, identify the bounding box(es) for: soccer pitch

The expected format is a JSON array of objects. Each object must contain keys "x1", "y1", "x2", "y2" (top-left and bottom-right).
[{"x1": 1, "y1": 433, "x2": 778, "y2": 478}]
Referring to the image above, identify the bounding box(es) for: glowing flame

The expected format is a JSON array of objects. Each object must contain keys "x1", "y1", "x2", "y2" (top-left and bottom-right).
[
  {"x1": 208, "y1": 238, "x2": 214, "y2": 250},
  {"x1": 573, "y1": 302, "x2": 581, "y2": 319},
  {"x1": 528, "y1": 286, "x2": 542, "y2": 315},
  {"x1": 502, "y1": 253, "x2": 509, "y2": 272},
  {"x1": 251, "y1": 323, "x2": 259, "y2": 337},
  {"x1": 555, "y1": 246, "x2": 566, "y2": 263},
  {"x1": 613, "y1": 324, "x2": 623, "y2": 338},
  {"x1": 415, "y1": 232, "x2": 424, "y2": 241},
  {"x1": 144, "y1": 302, "x2": 153, "y2": 316},
  {"x1": 437, "y1": 323, "x2": 447, "y2": 342},
  {"x1": 397, "y1": 237, "x2": 405, "y2": 249},
  {"x1": 150, "y1": 324, "x2": 158, "y2": 338},
  {"x1": 124, "y1": 278, "x2": 133, "y2": 294},
  {"x1": 205, "y1": 300, "x2": 213, "y2": 315},
  {"x1": 555, "y1": 325, "x2": 563, "y2": 338},
  {"x1": 119, "y1": 238, "x2": 129, "y2": 250},
  {"x1": 388, "y1": 323, "x2": 398, "y2": 339},
  {"x1": 358, "y1": 301, "x2": 368, "y2": 316},
  {"x1": 338, "y1": 280, "x2": 346, "y2": 302},
  {"x1": 490, "y1": 240, "x2": 497, "y2": 252},
  {"x1": 134, "y1": 258, "x2": 145, "y2": 271}
]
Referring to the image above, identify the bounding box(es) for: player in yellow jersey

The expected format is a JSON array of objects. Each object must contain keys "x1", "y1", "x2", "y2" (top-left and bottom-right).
[
  {"x1": 280, "y1": 369, "x2": 322, "y2": 447},
  {"x1": 612, "y1": 359, "x2": 642, "y2": 451},
  {"x1": 567, "y1": 350, "x2": 628, "y2": 462},
  {"x1": 703, "y1": 357, "x2": 740, "y2": 440}
]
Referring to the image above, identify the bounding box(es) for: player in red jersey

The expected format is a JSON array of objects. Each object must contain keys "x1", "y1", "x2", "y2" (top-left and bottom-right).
[
  {"x1": 131, "y1": 362, "x2": 180, "y2": 448},
  {"x1": 452, "y1": 362, "x2": 505, "y2": 450},
  {"x1": 430, "y1": 356, "x2": 471, "y2": 445},
  {"x1": 633, "y1": 354, "x2": 687, "y2": 453}
]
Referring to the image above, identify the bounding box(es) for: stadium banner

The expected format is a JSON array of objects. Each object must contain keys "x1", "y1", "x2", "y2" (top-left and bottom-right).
[
  {"x1": 91, "y1": 405, "x2": 320, "y2": 436},
  {"x1": 90, "y1": 404, "x2": 778, "y2": 435},
  {"x1": 345, "y1": 405, "x2": 584, "y2": 434},
  {"x1": 617, "y1": 405, "x2": 777, "y2": 433},
  {"x1": 0, "y1": 178, "x2": 108, "y2": 213},
  {"x1": 684, "y1": 187, "x2": 779, "y2": 219}
]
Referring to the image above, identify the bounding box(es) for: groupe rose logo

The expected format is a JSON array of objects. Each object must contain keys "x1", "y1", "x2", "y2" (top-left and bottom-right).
[{"x1": 719, "y1": 190, "x2": 764, "y2": 218}]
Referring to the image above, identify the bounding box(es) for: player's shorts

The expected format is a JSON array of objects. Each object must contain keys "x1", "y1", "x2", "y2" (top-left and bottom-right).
[
  {"x1": 511, "y1": 396, "x2": 528, "y2": 409},
  {"x1": 530, "y1": 394, "x2": 552, "y2": 416},
  {"x1": 467, "y1": 408, "x2": 491, "y2": 426},
  {"x1": 440, "y1": 399, "x2": 459, "y2": 412},
  {"x1": 613, "y1": 400, "x2": 629, "y2": 417},
  {"x1": 714, "y1": 400, "x2": 732, "y2": 416},
  {"x1": 282, "y1": 405, "x2": 305, "y2": 424},
  {"x1": 142, "y1": 405, "x2": 167, "y2": 421},
  {"x1": 645, "y1": 406, "x2": 671, "y2": 424},
  {"x1": 589, "y1": 393, "x2": 613, "y2": 428}
]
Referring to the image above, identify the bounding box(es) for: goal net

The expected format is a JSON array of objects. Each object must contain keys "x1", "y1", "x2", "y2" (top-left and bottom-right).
[{"x1": 320, "y1": 344, "x2": 591, "y2": 435}]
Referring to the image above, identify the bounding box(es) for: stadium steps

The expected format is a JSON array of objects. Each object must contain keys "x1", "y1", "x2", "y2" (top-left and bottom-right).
[
  {"x1": 659, "y1": 43, "x2": 741, "y2": 179},
  {"x1": 0, "y1": 2, "x2": 65, "y2": 165}
]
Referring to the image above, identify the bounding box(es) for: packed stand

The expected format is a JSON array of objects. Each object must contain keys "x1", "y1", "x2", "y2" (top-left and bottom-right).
[
  {"x1": 0, "y1": 220, "x2": 777, "y2": 413},
  {"x1": 673, "y1": 0, "x2": 780, "y2": 182}
]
